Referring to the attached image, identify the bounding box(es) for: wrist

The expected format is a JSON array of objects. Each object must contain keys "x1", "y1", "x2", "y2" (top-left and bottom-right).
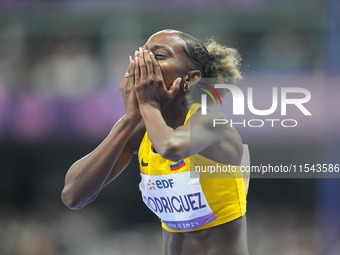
[
  {"x1": 122, "y1": 114, "x2": 142, "y2": 126},
  {"x1": 139, "y1": 101, "x2": 161, "y2": 111}
]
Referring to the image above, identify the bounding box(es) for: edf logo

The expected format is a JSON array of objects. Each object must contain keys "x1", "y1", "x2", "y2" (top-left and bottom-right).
[
  {"x1": 156, "y1": 179, "x2": 174, "y2": 189},
  {"x1": 148, "y1": 179, "x2": 174, "y2": 190}
]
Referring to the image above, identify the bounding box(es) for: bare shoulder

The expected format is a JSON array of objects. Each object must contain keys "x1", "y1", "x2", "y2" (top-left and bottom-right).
[{"x1": 193, "y1": 107, "x2": 243, "y2": 165}]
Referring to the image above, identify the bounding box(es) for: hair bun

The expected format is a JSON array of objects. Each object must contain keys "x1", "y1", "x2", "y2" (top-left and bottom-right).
[{"x1": 205, "y1": 38, "x2": 243, "y2": 83}]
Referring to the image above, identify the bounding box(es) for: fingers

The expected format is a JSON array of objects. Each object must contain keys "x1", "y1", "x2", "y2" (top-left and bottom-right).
[
  {"x1": 142, "y1": 48, "x2": 154, "y2": 77},
  {"x1": 128, "y1": 55, "x2": 135, "y2": 83},
  {"x1": 168, "y1": 77, "x2": 181, "y2": 99},
  {"x1": 119, "y1": 54, "x2": 136, "y2": 90},
  {"x1": 134, "y1": 54, "x2": 140, "y2": 85},
  {"x1": 126, "y1": 53, "x2": 137, "y2": 76},
  {"x1": 130, "y1": 50, "x2": 139, "y2": 76},
  {"x1": 138, "y1": 47, "x2": 156, "y2": 80},
  {"x1": 125, "y1": 53, "x2": 137, "y2": 81},
  {"x1": 138, "y1": 47, "x2": 147, "y2": 80},
  {"x1": 148, "y1": 50, "x2": 163, "y2": 79},
  {"x1": 121, "y1": 47, "x2": 159, "y2": 88}
]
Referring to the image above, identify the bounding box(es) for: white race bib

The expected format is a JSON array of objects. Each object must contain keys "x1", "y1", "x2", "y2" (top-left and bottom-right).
[{"x1": 139, "y1": 171, "x2": 215, "y2": 231}]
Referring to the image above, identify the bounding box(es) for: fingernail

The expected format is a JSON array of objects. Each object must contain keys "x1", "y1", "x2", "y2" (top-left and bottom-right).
[
  {"x1": 135, "y1": 56, "x2": 139, "y2": 63},
  {"x1": 135, "y1": 50, "x2": 138, "y2": 56},
  {"x1": 139, "y1": 47, "x2": 143, "y2": 55},
  {"x1": 129, "y1": 55, "x2": 133, "y2": 64},
  {"x1": 144, "y1": 49, "x2": 148, "y2": 53},
  {"x1": 149, "y1": 51, "x2": 153, "y2": 55},
  {"x1": 142, "y1": 46, "x2": 146, "y2": 50}
]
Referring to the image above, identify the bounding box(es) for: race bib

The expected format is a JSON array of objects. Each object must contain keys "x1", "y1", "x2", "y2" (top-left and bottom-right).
[{"x1": 139, "y1": 171, "x2": 216, "y2": 231}]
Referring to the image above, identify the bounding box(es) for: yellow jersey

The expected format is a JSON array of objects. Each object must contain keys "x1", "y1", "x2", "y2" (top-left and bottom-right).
[{"x1": 138, "y1": 104, "x2": 248, "y2": 232}]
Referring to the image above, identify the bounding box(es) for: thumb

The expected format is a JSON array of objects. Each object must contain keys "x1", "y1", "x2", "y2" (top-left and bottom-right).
[{"x1": 168, "y1": 77, "x2": 181, "y2": 99}]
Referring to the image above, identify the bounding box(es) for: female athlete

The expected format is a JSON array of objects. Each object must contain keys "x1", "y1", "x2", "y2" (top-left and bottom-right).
[{"x1": 62, "y1": 29, "x2": 249, "y2": 255}]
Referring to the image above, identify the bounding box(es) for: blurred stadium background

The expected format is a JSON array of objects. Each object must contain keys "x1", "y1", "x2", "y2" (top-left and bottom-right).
[{"x1": 0, "y1": 0, "x2": 339, "y2": 254}]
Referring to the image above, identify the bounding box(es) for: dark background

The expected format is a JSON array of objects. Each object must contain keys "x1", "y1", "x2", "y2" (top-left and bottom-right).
[{"x1": 0, "y1": 1, "x2": 339, "y2": 254}]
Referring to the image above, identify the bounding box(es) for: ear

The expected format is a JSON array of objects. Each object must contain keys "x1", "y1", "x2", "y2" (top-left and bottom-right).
[{"x1": 184, "y1": 70, "x2": 202, "y2": 85}]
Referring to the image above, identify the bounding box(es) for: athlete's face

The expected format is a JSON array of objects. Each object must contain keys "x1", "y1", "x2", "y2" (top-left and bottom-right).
[{"x1": 144, "y1": 32, "x2": 192, "y2": 89}]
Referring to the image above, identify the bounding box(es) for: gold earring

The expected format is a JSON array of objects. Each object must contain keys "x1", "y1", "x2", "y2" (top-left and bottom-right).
[{"x1": 183, "y1": 83, "x2": 190, "y2": 92}]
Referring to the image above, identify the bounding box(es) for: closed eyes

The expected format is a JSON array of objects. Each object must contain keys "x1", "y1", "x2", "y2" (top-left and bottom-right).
[{"x1": 155, "y1": 54, "x2": 168, "y2": 60}]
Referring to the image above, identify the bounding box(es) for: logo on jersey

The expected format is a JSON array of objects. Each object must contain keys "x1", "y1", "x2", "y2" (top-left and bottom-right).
[
  {"x1": 146, "y1": 179, "x2": 174, "y2": 190},
  {"x1": 147, "y1": 179, "x2": 155, "y2": 190},
  {"x1": 141, "y1": 158, "x2": 148, "y2": 167},
  {"x1": 170, "y1": 160, "x2": 186, "y2": 171}
]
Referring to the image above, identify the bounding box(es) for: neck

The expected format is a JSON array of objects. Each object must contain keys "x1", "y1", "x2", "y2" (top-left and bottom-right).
[{"x1": 161, "y1": 94, "x2": 191, "y2": 129}]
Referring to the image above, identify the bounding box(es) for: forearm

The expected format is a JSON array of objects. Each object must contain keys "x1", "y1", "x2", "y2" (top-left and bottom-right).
[
  {"x1": 62, "y1": 115, "x2": 140, "y2": 209},
  {"x1": 139, "y1": 104, "x2": 182, "y2": 160},
  {"x1": 139, "y1": 104, "x2": 219, "y2": 162}
]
